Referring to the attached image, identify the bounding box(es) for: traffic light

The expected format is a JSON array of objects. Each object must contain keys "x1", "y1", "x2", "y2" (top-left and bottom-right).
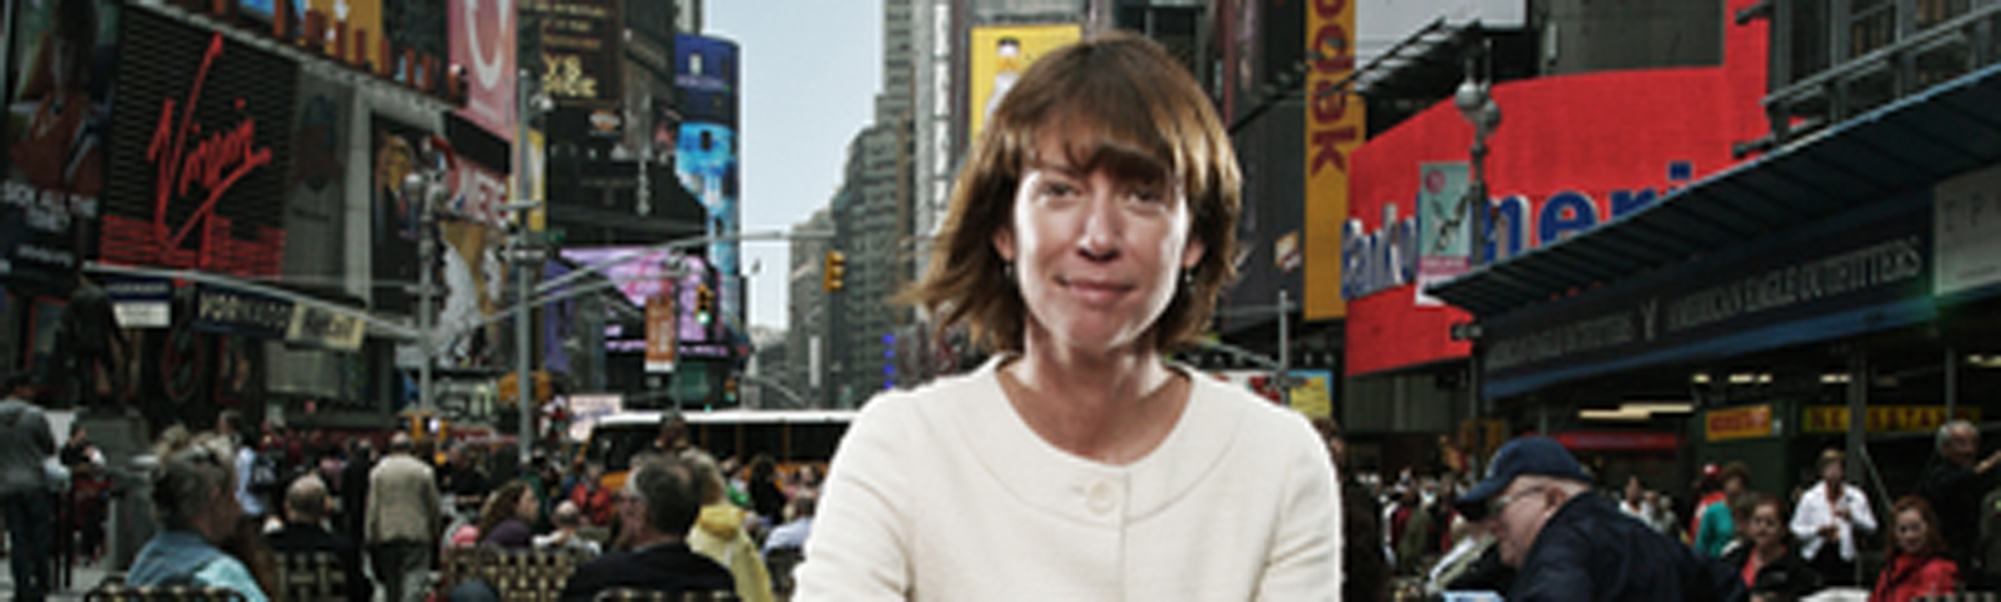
[
  {"x1": 696, "y1": 284, "x2": 715, "y2": 325},
  {"x1": 823, "y1": 250, "x2": 847, "y2": 292},
  {"x1": 723, "y1": 377, "x2": 739, "y2": 403}
]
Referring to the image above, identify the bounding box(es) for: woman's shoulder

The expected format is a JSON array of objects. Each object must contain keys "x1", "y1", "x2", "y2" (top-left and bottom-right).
[
  {"x1": 1183, "y1": 370, "x2": 1319, "y2": 436},
  {"x1": 1918, "y1": 555, "x2": 1961, "y2": 579},
  {"x1": 852, "y1": 364, "x2": 1002, "y2": 424}
]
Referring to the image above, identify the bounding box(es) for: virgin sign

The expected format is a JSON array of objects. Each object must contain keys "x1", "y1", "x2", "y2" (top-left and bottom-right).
[{"x1": 451, "y1": 0, "x2": 517, "y2": 141}]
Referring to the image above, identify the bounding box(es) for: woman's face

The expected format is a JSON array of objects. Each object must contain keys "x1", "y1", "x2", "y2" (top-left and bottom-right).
[
  {"x1": 1821, "y1": 460, "x2": 1845, "y2": 484},
  {"x1": 1895, "y1": 508, "x2": 1931, "y2": 556},
  {"x1": 994, "y1": 132, "x2": 1203, "y2": 356},
  {"x1": 1746, "y1": 503, "x2": 1784, "y2": 549},
  {"x1": 516, "y1": 490, "x2": 540, "y2": 522}
]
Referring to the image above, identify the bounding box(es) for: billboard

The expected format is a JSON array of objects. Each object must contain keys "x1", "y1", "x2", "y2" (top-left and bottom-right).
[
  {"x1": 283, "y1": 69, "x2": 350, "y2": 278},
  {"x1": 369, "y1": 116, "x2": 437, "y2": 313},
  {"x1": 1302, "y1": 0, "x2": 1362, "y2": 320},
  {"x1": 4, "y1": 0, "x2": 120, "y2": 292},
  {"x1": 100, "y1": 8, "x2": 296, "y2": 278},
  {"x1": 967, "y1": 23, "x2": 1079, "y2": 144},
  {"x1": 449, "y1": 0, "x2": 514, "y2": 141},
  {"x1": 1342, "y1": 3, "x2": 1768, "y2": 376},
  {"x1": 529, "y1": 0, "x2": 621, "y2": 106},
  {"x1": 674, "y1": 35, "x2": 740, "y2": 326},
  {"x1": 558, "y1": 247, "x2": 711, "y2": 344}
]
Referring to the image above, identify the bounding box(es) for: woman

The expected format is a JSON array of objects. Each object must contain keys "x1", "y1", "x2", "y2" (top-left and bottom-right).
[
  {"x1": 1872, "y1": 496, "x2": 1959, "y2": 601},
  {"x1": 795, "y1": 32, "x2": 1340, "y2": 600},
  {"x1": 1697, "y1": 462, "x2": 1753, "y2": 558},
  {"x1": 1791, "y1": 449, "x2": 1876, "y2": 586},
  {"x1": 747, "y1": 454, "x2": 787, "y2": 525},
  {"x1": 128, "y1": 429, "x2": 270, "y2": 601},
  {"x1": 688, "y1": 454, "x2": 775, "y2": 602},
  {"x1": 475, "y1": 481, "x2": 537, "y2": 549},
  {"x1": 1723, "y1": 493, "x2": 1820, "y2": 601}
]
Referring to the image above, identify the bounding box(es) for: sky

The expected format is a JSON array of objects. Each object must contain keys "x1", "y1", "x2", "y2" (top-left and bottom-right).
[{"x1": 708, "y1": 2, "x2": 883, "y2": 332}]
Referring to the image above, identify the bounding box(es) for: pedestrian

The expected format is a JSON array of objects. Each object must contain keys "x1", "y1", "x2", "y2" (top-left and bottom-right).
[
  {"x1": 0, "y1": 374, "x2": 55, "y2": 601},
  {"x1": 687, "y1": 454, "x2": 774, "y2": 602},
  {"x1": 558, "y1": 453, "x2": 733, "y2": 601},
  {"x1": 1315, "y1": 416, "x2": 1389, "y2": 602},
  {"x1": 265, "y1": 475, "x2": 370, "y2": 602},
  {"x1": 1723, "y1": 492, "x2": 1821, "y2": 601},
  {"x1": 1920, "y1": 420, "x2": 2000, "y2": 564},
  {"x1": 1453, "y1": 436, "x2": 1746, "y2": 601},
  {"x1": 1791, "y1": 448, "x2": 1876, "y2": 586},
  {"x1": 533, "y1": 501, "x2": 602, "y2": 558},
  {"x1": 339, "y1": 439, "x2": 374, "y2": 546},
  {"x1": 796, "y1": 31, "x2": 1340, "y2": 600},
  {"x1": 128, "y1": 429, "x2": 269, "y2": 601},
  {"x1": 1697, "y1": 462, "x2": 1753, "y2": 558},
  {"x1": 475, "y1": 481, "x2": 538, "y2": 549},
  {"x1": 1872, "y1": 496, "x2": 1960, "y2": 602},
  {"x1": 366, "y1": 432, "x2": 441, "y2": 602}
]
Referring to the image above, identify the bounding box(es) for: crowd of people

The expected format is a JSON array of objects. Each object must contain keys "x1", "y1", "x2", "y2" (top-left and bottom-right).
[
  {"x1": 0, "y1": 386, "x2": 826, "y2": 602},
  {"x1": 1334, "y1": 421, "x2": 2001, "y2": 601}
]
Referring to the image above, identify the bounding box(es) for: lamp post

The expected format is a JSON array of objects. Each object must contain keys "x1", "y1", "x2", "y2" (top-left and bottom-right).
[
  {"x1": 405, "y1": 169, "x2": 444, "y2": 411},
  {"x1": 1454, "y1": 44, "x2": 1501, "y2": 266},
  {"x1": 1454, "y1": 40, "x2": 1500, "y2": 471}
]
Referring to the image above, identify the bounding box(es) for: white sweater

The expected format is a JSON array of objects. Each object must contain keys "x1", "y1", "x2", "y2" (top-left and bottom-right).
[
  {"x1": 1790, "y1": 480, "x2": 1876, "y2": 562},
  {"x1": 795, "y1": 358, "x2": 1343, "y2": 601}
]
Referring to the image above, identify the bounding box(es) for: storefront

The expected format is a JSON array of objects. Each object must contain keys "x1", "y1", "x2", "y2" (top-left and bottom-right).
[
  {"x1": 1429, "y1": 60, "x2": 2001, "y2": 500},
  {"x1": 1340, "y1": 0, "x2": 1768, "y2": 479}
]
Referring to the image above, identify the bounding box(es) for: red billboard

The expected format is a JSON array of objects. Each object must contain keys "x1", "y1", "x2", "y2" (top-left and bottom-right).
[
  {"x1": 450, "y1": 0, "x2": 516, "y2": 141},
  {"x1": 1343, "y1": 0, "x2": 1768, "y2": 377}
]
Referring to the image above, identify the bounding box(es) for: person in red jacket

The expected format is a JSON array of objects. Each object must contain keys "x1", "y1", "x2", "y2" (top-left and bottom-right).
[
  {"x1": 1874, "y1": 496, "x2": 1960, "y2": 602},
  {"x1": 570, "y1": 462, "x2": 615, "y2": 526}
]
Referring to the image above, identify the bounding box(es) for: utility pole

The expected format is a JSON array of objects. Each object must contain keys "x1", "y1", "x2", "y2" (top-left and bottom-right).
[{"x1": 514, "y1": 2, "x2": 544, "y2": 468}]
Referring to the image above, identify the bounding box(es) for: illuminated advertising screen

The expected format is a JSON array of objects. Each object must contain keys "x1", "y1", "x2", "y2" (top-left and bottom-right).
[
  {"x1": 3, "y1": 0, "x2": 120, "y2": 292},
  {"x1": 967, "y1": 23, "x2": 1079, "y2": 144},
  {"x1": 1342, "y1": 9, "x2": 1769, "y2": 377},
  {"x1": 100, "y1": 7, "x2": 295, "y2": 278},
  {"x1": 558, "y1": 247, "x2": 711, "y2": 344},
  {"x1": 674, "y1": 34, "x2": 740, "y2": 325},
  {"x1": 529, "y1": 0, "x2": 622, "y2": 106}
]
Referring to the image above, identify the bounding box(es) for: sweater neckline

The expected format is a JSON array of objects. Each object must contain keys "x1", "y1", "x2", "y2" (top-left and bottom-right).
[{"x1": 949, "y1": 355, "x2": 1245, "y2": 521}]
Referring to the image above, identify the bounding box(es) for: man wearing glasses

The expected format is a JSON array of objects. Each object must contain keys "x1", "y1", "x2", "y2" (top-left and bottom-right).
[
  {"x1": 1454, "y1": 436, "x2": 1746, "y2": 601},
  {"x1": 560, "y1": 453, "x2": 734, "y2": 601}
]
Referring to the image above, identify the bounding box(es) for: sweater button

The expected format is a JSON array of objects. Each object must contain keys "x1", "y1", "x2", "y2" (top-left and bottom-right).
[{"x1": 1087, "y1": 481, "x2": 1117, "y2": 514}]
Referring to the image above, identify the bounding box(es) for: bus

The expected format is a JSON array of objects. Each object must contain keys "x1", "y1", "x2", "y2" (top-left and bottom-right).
[{"x1": 580, "y1": 409, "x2": 858, "y2": 488}]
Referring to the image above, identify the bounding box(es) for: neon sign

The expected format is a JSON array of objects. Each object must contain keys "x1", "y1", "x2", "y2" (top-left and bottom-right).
[{"x1": 102, "y1": 31, "x2": 284, "y2": 275}]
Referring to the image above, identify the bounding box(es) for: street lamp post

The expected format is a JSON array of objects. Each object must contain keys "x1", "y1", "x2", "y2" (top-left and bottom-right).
[
  {"x1": 406, "y1": 170, "x2": 444, "y2": 411},
  {"x1": 1454, "y1": 38, "x2": 1500, "y2": 462},
  {"x1": 1454, "y1": 41, "x2": 1501, "y2": 267}
]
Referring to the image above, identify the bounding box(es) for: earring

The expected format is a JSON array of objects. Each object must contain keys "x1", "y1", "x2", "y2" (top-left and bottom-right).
[
  {"x1": 1180, "y1": 269, "x2": 1195, "y2": 290},
  {"x1": 1004, "y1": 262, "x2": 1016, "y2": 284}
]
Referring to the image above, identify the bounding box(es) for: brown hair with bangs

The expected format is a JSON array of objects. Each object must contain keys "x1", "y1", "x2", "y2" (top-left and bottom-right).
[{"x1": 901, "y1": 31, "x2": 1240, "y2": 354}]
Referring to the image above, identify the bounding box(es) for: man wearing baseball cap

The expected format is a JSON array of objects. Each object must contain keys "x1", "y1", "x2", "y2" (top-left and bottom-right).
[{"x1": 1454, "y1": 436, "x2": 1745, "y2": 601}]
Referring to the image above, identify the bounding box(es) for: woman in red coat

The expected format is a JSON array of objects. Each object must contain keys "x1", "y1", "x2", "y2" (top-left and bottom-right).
[{"x1": 1872, "y1": 496, "x2": 1959, "y2": 602}]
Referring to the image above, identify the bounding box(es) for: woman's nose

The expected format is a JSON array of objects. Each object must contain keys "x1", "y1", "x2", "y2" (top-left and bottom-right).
[{"x1": 1077, "y1": 195, "x2": 1122, "y2": 260}]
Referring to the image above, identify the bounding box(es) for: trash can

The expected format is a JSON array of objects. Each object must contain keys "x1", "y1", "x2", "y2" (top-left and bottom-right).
[{"x1": 107, "y1": 455, "x2": 157, "y2": 571}]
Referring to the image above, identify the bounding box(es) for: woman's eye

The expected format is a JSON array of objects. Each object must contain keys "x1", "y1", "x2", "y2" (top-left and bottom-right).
[
  {"x1": 1130, "y1": 188, "x2": 1165, "y2": 203},
  {"x1": 1041, "y1": 182, "x2": 1077, "y2": 197}
]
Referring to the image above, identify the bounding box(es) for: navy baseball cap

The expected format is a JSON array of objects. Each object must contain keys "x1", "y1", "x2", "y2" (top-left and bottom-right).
[{"x1": 1455, "y1": 436, "x2": 1591, "y2": 520}]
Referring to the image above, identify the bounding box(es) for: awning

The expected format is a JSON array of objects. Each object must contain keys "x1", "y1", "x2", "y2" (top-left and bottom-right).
[{"x1": 1429, "y1": 61, "x2": 2001, "y2": 316}]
